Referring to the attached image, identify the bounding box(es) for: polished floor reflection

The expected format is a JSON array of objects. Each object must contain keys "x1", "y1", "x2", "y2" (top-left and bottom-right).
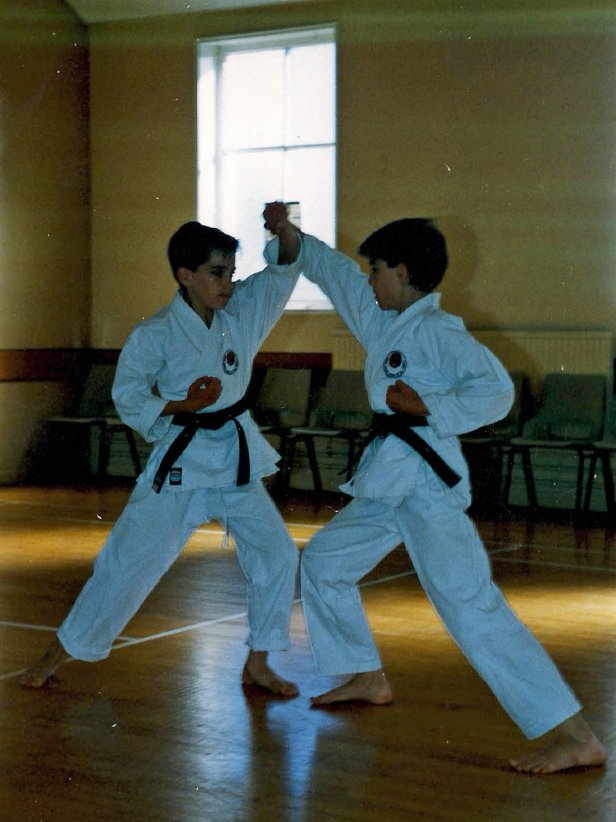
[{"x1": 0, "y1": 485, "x2": 614, "y2": 821}]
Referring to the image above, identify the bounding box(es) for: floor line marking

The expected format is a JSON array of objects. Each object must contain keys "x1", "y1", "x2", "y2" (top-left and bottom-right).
[
  {"x1": 115, "y1": 609, "x2": 252, "y2": 646},
  {"x1": 0, "y1": 600, "x2": 309, "y2": 681},
  {"x1": 491, "y1": 556, "x2": 616, "y2": 573},
  {"x1": 5, "y1": 500, "x2": 610, "y2": 560},
  {"x1": 484, "y1": 538, "x2": 613, "y2": 554},
  {"x1": 361, "y1": 570, "x2": 414, "y2": 588},
  {"x1": 2, "y1": 545, "x2": 611, "y2": 640},
  {"x1": 0, "y1": 620, "x2": 134, "y2": 642},
  {"x1": 359, "y1": 546, "x2": 524, "y2": 589},
  {"x1": 3, "y1": 540, "x2": 612, "y2": 681},
  {"x1": 0, "y1": 504, "x2": 323, "y2": 532},
  {"x1": 0, "y1": 620, "x2": 59, "y2": 633},
  {"x1": 0, "y1": 668, "x2": 27, "y2": 681},
  {"x1": 0, "y1": 506, "x2": 321, "y2": 545}
]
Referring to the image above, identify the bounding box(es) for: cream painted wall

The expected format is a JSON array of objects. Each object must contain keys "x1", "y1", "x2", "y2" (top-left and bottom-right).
[
  {"x1": 0, "y1": 0, "x2": 613, "y2": 483},
  {"x1": 88, "y1": 0, "x2": 616, "y2": 354},
  {"x1": 0, "y1": 0, "x2": 90, "y2": 348},
  {"x1": 0, "y1": 0, "x2": 90, "y2": 482}
]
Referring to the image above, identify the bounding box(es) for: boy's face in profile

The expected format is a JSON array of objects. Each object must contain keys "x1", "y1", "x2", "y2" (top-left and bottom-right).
[
  {"x1": 367, "y1": 257, "x2": 406, "y2": 312},
  {"x1": 178, "y1": 251, "x2": 236, "y2": 322}
]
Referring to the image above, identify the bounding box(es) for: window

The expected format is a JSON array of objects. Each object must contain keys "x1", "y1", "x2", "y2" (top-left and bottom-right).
[{"x1": 197, "y1": 25, "x2": 336, "y2": 310}]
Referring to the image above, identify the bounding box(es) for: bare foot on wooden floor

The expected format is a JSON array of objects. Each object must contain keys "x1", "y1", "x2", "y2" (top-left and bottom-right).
[
  {"x1": 310, "y1": 669, "x2": 393, "y2": 707},
  {"x1": 510, "y1": 713, "x2": 607, "y2": 774},
  {"x1": 242, "y1": 650, "x2": 298, "y2": 698},
  {"x1": 19, "y1": 638, "x2": 70, "y2": 689}
]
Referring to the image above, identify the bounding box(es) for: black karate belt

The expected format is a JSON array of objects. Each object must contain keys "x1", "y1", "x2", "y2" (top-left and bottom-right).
[
  {"x1": 152, "y1": 395, "x2": 251, "y2": 493},
  {"x1": 366, "y1": 412, "x2": 461, "y2": 488}
]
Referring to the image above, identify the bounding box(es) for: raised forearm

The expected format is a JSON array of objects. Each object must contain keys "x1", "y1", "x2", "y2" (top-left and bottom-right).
[
  {"x1": 263, "y1": 201, "x2": 301, "y2": 264},
  {"x1": 276, "y1": 221, "x2": 302, "y2": 264}
]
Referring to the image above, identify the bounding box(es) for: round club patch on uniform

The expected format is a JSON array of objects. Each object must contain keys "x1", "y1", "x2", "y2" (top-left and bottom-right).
[
  {"x1": 383, "y1": 350, "x2": 407, "y2": 378},
  {"x1": 223, "y1": 349, "x2": 239, "y2": 375}
]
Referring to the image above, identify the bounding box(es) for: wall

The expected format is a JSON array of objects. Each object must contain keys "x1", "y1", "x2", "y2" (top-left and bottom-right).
[
  {"x1": 1, "y1": 0, "x2": 615, "y2": 484},
  {"x1": 0, "y1": 0, "x2": 90, "y2": 482},
  {"x1": 87, "y1": 0, "x2": 616, "y2": 353}
]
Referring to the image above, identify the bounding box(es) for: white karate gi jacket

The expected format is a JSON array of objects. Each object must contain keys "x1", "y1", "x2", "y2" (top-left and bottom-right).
[
  {"x1": 300, "y1": 234, "x2": 514, "y2": 506},
  {"x1": 112, "y1": 251, "x2": 300, "y2": 492}
]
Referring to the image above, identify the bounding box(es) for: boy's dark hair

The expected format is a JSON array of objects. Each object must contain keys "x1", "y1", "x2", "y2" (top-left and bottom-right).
[
  {"x1": 167, "y1": 221, "x2": 239, "y2": 278},
  {"x1": 358, "y1": 218, "x2": 448, "y2": 292}
]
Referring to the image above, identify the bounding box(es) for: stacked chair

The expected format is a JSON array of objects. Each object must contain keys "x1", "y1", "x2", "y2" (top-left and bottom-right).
[
  {"x1": 502, "y1": 373, "x2": 607, "y2": 515},
  {"x1": 249, "y1": 364, "x2": 614, "y2": 519},
  {"x1": 583, "y1": 396, "x2": 616, "y2": 517},
  {"x1": 251, "y1": 366, "x2": 314, "y2": 492},
  {"x1": 280, "y1": 369, "x2": 374, "y2": 500},
  {"x1": 460, "y1": 371, "x2": 531, "y2": 513},
  {"x1": 45, "y1": 363, "x2": 143, "y2": 481}
]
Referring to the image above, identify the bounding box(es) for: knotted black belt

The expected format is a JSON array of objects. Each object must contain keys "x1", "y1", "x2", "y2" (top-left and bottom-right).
[
  {"x1": 366, "y1": 412, "x2": 461, "y2": 488},
  {"x1": 152, "y1": 395, "x2": 251, "y2": 493}
]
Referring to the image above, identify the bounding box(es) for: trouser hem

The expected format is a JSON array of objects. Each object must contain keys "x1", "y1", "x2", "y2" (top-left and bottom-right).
[
  {"x1": 57, "y1": 630, "x2": 109, "y2": 663},
  {"x1": 246, "y1": 642, "x2": 290, "y2": 653},
  {"x1": 315, "y1": 658, "x2": 383, "y2": 677},
  {"x1": 522, "y1": 701, "x2": 582, "y2": 740}
]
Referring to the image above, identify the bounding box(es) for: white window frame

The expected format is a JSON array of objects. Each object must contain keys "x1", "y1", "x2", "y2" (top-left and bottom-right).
[{"x1": 197, "y1": 24, "x2": 336, "y2": 311}]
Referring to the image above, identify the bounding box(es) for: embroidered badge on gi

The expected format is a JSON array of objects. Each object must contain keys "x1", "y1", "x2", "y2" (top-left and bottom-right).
[
  {"x1": 383, "y1": 350, "x2": 407, "y2": 378},
  {"x1": 169, "y1": 467, "x2": 182, "y2": 486},
  {"x1": 223, "y1": 349, "x2": 239, "y2": 375}
]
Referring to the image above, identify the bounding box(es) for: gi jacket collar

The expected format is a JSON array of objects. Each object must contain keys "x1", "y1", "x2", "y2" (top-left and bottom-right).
[
  {"x1": 170, "y1": 290, "x2": 224, "y2": 350},
  {"x1": 390, "y1": 292, "x2": 440, "y2": 330}
]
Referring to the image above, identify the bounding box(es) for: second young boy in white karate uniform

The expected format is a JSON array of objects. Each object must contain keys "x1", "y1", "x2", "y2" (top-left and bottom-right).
[{"x1": 297, "y1": 218, "x2": 606, "y2": 774}]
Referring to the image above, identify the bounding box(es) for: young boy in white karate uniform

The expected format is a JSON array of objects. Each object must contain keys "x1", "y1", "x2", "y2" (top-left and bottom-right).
[
  {"x1": 297, "y1": 219, "x2": 606, "y2": 773},
  {"x1": 20, "y1": 203, "x2": 302, "y2": 696}
]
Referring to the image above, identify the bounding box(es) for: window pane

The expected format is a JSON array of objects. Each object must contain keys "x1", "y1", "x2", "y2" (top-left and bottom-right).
[
  {"x1": 220, "y1": 150, "x2": 283, "y2": 276},
  {"x1": 284, "y1": 145, "x2": 335, "y2": 310},
  {"x1": 221, "y1": 50, "x2": 284, "y2": 151},
  {"x1": 197, "y1": 54, "x2": 216, "y2": 168},
  {"x1": 197, "y1": 27, "x2": 336, "y2": 311},
  {"x1": 197, "y1": 162, "x2": 216, "y2": 227},
  {"x1": 285, "y1": 44, "x2": 335, "y2": 146},
  {"x1": 284, "y1": 146, "x2": 336, "y2": 246}
]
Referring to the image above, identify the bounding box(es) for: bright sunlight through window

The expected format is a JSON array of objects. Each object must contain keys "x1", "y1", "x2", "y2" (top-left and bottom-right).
[{"x1": 197, "y1": 25, "x2": 336, "y2": 310}]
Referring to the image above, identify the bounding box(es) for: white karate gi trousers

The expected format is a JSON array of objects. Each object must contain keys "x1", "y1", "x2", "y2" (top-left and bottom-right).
[
  {"x1": 58, "y1": 480, "x2": 298, "y2": 662},
  {"x1": 300, "y1": 473, "x2": 581, "y2": 740}
]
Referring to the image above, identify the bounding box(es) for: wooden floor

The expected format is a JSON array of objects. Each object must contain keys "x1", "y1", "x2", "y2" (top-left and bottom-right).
[{"x1": 0, "y1": 485, "x2": 614, "y2": 822}]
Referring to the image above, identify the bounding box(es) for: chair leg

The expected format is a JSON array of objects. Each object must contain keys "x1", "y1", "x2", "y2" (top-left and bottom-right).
[
  {"x1": 583, "y1": 453, "x2": 598, "y2": 514},
  {"x1": 600, "y1": 450, "x2": 615, "y2": 516},
  {"x1": 277, "y1": 433, "x2": 296, "y2": 495},
  {"x1": 124, "y1": 428, "x2": 142, "y2": 477},
  {"x1": 99, "y1": 424, "x2": 142, "y2": 481},
  {"x1": 301, "y1": 435, "x2": 323, "y2": 500},
  {"x1": 502, "y1": 446, "x2": 516, "y2": 506},
  {"x1": 520, "y1": 447, "x2": 538, "y2": 509},
  {"x1": 493, "y1": 444, "x2": 504, "y2": 501},
  {"x1": 345, "y1": 436, "x2": 357, "y2": 482},
  {"x1": 574, "y1": 449, "x2": 590, "y2": 515},
  {"x1": 97, "y1": 423, "x2": 112, "y2": 480}
]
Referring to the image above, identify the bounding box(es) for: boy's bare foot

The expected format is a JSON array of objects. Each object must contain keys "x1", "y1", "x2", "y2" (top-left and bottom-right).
[
  {"x1": 510, "y1": 713, "x2": 607, "y2": 774},
  {"x1": 18, "y1": 638, "x2": 70, "y2": 689},
  {"x1": 310, "y1": 669, "x2": 393, "y2": 706},
  {"x1": 241, "y1": 650, "x2": 298, "y2": 697}
]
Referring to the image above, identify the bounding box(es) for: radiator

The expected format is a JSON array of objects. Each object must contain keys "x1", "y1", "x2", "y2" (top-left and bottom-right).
[
  {"x1": 331, "y1": 328, "x2": 614, "y2": 387},
  {"x1": 330, "y1": 329, "x2": 365, "y2": 370},
  {"x1": 472, "y1": 330, "x2": 614, "y2": 391}
]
